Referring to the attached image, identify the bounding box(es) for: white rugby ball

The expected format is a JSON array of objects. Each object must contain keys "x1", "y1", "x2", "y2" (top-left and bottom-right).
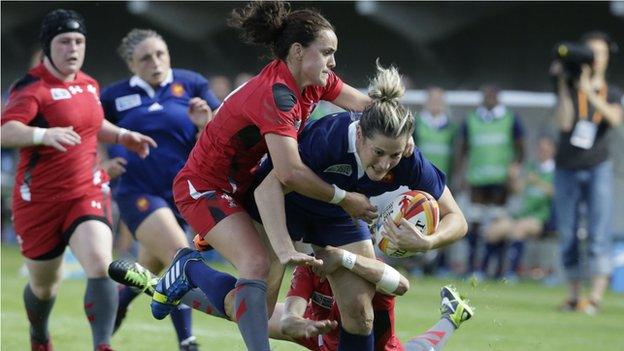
[{"x1": 373, "y1": 190, "x2": 440, "y2": 258}]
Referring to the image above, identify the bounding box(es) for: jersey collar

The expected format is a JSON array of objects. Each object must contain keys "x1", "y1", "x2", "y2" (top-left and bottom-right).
[
  {"x1": 420, "y1": 110, "x2": 449, "y2": 129},
  {"x1": 347, "y1": 121, "x2": 365, "y2": 179},
  {"x1": 476, "y1": 104, "x2": 507, "y2": 122},
  {"x1": 129, "y1": 69, "x2": 174, "y2": 98},
  {"x1": 33, "y1": 63, "x2": 82, "y2": 85}
]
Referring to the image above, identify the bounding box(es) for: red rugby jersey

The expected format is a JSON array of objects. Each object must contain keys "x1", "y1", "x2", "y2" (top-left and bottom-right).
[
  {"x1": 2, "y1": 63, "x2": 105, "y2": 202},
  {"x1": 176, "y1": 59, "x2": 343, "y2": 195},
  {"x1": 287, "y1": 266, "x2": 404, "y2": 351}
]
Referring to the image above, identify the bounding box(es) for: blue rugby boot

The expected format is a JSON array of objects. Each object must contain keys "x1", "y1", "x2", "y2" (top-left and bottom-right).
[{"x1": 150, "y1": 248, "x2": 204, "y2": 320}]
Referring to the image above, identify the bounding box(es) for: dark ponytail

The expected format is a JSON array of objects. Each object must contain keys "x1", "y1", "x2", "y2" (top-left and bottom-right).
[{"x1": 229, "y1": 1, "x2": 334, "y2": 60}]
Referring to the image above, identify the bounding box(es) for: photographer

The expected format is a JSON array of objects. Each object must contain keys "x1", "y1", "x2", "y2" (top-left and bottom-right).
[{"x1": 551, "y1": 31, "x2": 623, "y2": 314}]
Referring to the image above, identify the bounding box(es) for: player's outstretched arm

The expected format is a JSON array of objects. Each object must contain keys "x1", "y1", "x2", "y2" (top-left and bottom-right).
[
  {"x1": 255, "y1": 170, "x2": 323, "y2": 268},
  {"x1": 265, "y1": 133, "x2": 378, "y2": 222},
  {"x1": 276, "y1": 296, "x2": 338, "y2": 340},
  {"x1": 98, "y1": 119, "x2": 157, "y2": 158},
  {"x1": 1, "y1": 120, "x2": 81, "y2": 152},
  {"x1": 315, "y1": 245, "x2": 409, "y2": 296}
]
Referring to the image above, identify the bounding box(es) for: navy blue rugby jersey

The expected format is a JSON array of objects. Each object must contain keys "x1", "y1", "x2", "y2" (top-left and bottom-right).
[
  {"x1": 101, "y1": 69, "x2": 220, "y2": 197},
  {"x1": 256, "y1": 112, "x2": 446, "y2": 218}
]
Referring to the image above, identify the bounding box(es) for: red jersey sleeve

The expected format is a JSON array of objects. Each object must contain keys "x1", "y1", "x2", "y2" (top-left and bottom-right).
[
  {"x1": 320, "y1": 70, "x2": 344, "y2": 102},
  {"x1": 248, "y1": 86, "x2": 300, "y2": 139},
  {"x1": 1, "y1": 89, "x2": 39, "y2": 126},
  {"x1": 286, "y1": 266, "x2": 316, "y2": 300}
]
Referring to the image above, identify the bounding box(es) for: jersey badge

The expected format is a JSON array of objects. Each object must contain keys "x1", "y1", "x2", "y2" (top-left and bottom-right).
[
  {"x1": 171, "y1": 83, "x2": 185, "y2": 97},
  {"x1": 50, "y1": 88, "x2": 71, "y2": 100},
  {"x1": 324, "y1": 164, "x2": 352, "y2": 177},
  {"x1": 136, "y1": 196, "x2": 150, "y2": 212},
  {"x1": 115, "y1": 94, "x2": 141, "y2": 112}
]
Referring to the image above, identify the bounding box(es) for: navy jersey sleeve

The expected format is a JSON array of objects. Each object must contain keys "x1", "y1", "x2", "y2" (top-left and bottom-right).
[
  {"x1": 405, "y1": 149, "x2": 447, "y2": 200},
  {"x1": 193, "y1": 73, "x2": 221, "y2": 110},
  {"x1": 100, "y1": 86, "x2": 119, "y2": 124}
]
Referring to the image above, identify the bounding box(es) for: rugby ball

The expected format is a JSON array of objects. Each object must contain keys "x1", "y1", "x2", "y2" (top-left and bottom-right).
[{"x1": 373, "y1": 190, "x2": 440, "y2": 258}]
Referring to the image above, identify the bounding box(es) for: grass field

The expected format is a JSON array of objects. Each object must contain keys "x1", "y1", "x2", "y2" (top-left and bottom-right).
[{"x1": 2, "y1": 244, "x2": 623, "y2": 350}]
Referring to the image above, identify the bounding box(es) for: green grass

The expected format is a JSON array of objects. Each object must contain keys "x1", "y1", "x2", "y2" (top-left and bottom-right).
[{"x1": 2, "y1": 244, "x2": 623, "y2": 350}]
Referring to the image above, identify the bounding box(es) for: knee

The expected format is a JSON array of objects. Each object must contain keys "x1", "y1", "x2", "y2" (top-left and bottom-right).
[
  {"x1": 238, "y1": 254, "x2": 270, "y2": 280},
  {"x1": 29, "y1": 281, "x2": 60, "y2": 300},
  {"x1": 82, "y1": 254, "x2": 111, "y2": 278},
  {"x1": 340, "y1": 302, "x2": 374, "y2": 334}
]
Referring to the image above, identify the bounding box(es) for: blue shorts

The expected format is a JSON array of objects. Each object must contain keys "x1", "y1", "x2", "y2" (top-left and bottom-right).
[
  {"x1": 246, "y1": 195, "x2": 371, "y2": 247},
  {"x1": 115, "y1": 192, "x2": 185, "y2": 237},
  {"x1": 287, "y1": 209, "x2": 371, "y2": 247}
]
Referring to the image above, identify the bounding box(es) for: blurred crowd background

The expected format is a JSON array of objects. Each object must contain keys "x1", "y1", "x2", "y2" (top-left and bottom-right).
[{"x1": 2, "y1": 1, "x2": 624, "y2": 288}]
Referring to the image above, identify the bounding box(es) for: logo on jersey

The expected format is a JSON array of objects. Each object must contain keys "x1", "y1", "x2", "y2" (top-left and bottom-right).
[
  {"x1": 220, "y1": 193, "x2": 237, "y2": 208},
  {"x1": 115, "y1": 94, "x2": 141, "y2": 112},
  {"x1": 50, "y1": 88, "x2": 71, "y2": 100},
  {"x1": 311, "y1": 292, "x2": 334, "y2": 310},
  {"x1": 68, "y1": 85, "x2": 83, "y2": 94},
  {"x1": 171, "y1": 83, "x2": 185, "y2": 97},
  {"x1": 148, "y1": 102, "x2": 163, "y2": 112},
  {"x1": 136, "y1": 197, "x2": 150, "y2": 212},
  {"x1": 324, "y1": 164, "x2": 352, "y2": 176}
]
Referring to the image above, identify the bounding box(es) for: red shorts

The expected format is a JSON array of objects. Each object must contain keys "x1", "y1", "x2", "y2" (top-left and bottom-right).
[
  {"x1": 12, "y1": 182, "x2": 112, "y2": 260},
  {"x1": 173, "y1": 176, "x2": 244, "y2": 243}
]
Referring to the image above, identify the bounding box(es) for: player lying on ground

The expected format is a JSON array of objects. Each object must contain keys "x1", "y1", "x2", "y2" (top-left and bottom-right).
[{"x1": 109, "y1": 246, "x2": 473, "y2": 350}]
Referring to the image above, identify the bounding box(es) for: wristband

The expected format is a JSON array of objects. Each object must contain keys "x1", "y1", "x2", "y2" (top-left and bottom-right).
[
  {"x1": 341, "y1": 250, "x2": 356, "y2": 270},
  {"x1": 376, "y1": 265, "x2": 401, "y2": 295},
  {"x1": 116, "y1": 128, "x2": 129, "y2": 144},
  {"x1": 330, "y1": 184, "x2": 346, "y2": 204},
  {"x1": 32, "y1": 127, "x2": 46, "y2": 145}
]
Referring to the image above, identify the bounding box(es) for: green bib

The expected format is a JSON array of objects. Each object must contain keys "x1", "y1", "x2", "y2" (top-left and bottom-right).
[
  {"x1": 414, "y1": 117, "x2": 457, "y2": 176},
  {"x1": 466, "y1": 110, "x2": 515, "y2": 185},
  {"x1": 518, "y1": 163, "x2": 554, "y2": 222}
]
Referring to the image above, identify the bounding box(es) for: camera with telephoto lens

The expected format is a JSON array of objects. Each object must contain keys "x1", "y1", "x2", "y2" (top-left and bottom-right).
[{"x1": 553, "y1": 42, "x2": 594, "y2": 79}]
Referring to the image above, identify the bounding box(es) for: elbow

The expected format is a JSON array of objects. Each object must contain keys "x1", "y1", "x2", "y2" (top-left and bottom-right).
[
  {"x1": 275, "y1": 167, "x2": 303, "y2": 189},
  {"x1": 457, "y1": 214, "x2": 469, "y2": 239},
  {"x1": 394, "y1": 278, "x2": 410, "y2": 296}
]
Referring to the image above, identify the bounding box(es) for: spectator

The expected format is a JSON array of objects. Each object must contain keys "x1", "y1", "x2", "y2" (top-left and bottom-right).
[
  {"x1": 482, "y1": 136, "x2": 556, "y2": 281},
  {"x1": 551, "y1": 31, "x2": 623, "y2": 314},
  {"x1": 458, "y1": 84, "x2": 525, "y2": 277},
  {"x1": 412, "y1": 87, "x2": 459, "y2": 276}
]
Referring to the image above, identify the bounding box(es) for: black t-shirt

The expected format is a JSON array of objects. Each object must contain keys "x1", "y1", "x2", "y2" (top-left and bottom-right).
[{"x1": 555, "y1": 83, "x2": 623, "y2": 169}]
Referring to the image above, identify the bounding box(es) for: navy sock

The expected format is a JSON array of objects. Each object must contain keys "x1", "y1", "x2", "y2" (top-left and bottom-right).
[
  {"x1": 117, "y1": 285, "x2": 140, "y2": 312},
  {"x1": 338, "y1": 327, "x2": 374, "y2": 351},
  {"x1": 507, "y1": 240, "x2": 525, "y2": 274},
  {"x1": 184, "y1": 260, "x2": 236, "y2": 316},
  {"x1": 170, "y1": 304, "x2": 192, "y2": 343}
]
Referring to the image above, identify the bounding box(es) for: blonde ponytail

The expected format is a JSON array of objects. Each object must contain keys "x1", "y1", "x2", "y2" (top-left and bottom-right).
[{"x1": 360, "y1": 60, "x2": 414, "y2": 139}]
